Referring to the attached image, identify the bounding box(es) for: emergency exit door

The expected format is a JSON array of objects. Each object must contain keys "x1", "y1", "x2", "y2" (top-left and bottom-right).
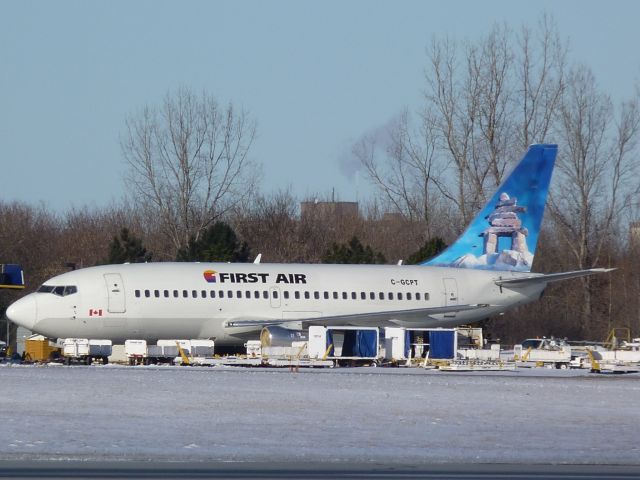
[{"x1": 104, "y1": 273, "x2": 126, "y2": 313}]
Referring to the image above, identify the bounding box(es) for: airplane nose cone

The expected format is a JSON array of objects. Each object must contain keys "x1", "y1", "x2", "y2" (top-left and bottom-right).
[{"x1": 6, "y1": 295, "x2": 37, "y2": 330}]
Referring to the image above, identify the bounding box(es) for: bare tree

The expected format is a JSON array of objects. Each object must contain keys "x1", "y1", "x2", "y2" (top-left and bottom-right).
[
  {"x1": 121, "y1": 87, "x2": 258, "y2": 254},
  {"x1": 548, "y1": 65, "x2": 640, "y2": 337},
  {"x1": 515, "y1": 14, "x2": 566, "y2": 151},
  {"x1": 357, "y1": 17, "x2": 566, "y2": 236},
  {"x1": 352, "y1": 110, "x2": 439, "y2": 234}
]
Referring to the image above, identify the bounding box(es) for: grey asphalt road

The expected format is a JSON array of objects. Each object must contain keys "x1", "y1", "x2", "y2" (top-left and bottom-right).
[{"x1": 0, "y1": 461, "x2": 639, "y2": 479}]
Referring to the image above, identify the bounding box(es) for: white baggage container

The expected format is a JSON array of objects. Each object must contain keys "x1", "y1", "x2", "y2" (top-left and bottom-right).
[
  {"x1": 308, "y1": 326, "x2": 378, "y2": 361},
  {"x1": 63, "y1": 338, "x2": 89, "y2": 358},
  {"x1": 125, "y1": 340, "x2": 147, "y2": 358},
  {"x1": 62, "y1": 338, "x2": 110, "y2": 365},
  {"x1": 384, "y1": 327, "x2": 406, "y2": 360},
  {"x1": 245, "y1": 340, "x2": 262, "y2": 358}
]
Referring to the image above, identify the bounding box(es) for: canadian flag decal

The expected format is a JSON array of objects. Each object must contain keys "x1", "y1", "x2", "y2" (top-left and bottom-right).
[{"x1": 89, "y1": 309, "x2": 103, "y2": 317}]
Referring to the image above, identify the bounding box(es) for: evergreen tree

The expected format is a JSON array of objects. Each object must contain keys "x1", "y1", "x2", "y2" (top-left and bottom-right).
[
  {"x1": 106, "y1": 228, "x2": 152, "y2": 264},
  {"x1": 406, "y1": 237, "x2": 447, "y2": 265},
  {"x1": 176, "y1": 222, "x2": 251, "y2": 262},
  {"x1": 321, "y1": 236, "x2": 386, "y2": 264}
]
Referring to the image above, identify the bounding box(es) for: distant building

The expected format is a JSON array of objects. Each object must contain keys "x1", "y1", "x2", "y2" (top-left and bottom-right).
[
  {"x1": 300, "y1": 201, "x2": 359, "y2": 220},
  {"x1": 631, "y1": 222, "x2": 640, "y2": 248}
]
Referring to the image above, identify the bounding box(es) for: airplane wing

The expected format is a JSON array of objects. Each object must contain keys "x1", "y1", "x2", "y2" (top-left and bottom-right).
[
  {"x1": 494, "y1": 268, "x2": 615, "y2": 288},
  {"x1": 224, "y1": 304, "x2": 489, "y2": 329}
]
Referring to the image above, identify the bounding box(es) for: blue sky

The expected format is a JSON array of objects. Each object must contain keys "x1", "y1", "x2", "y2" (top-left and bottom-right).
[{"x1": 1, "y1": 0, "x2": 639, "y2": 212}]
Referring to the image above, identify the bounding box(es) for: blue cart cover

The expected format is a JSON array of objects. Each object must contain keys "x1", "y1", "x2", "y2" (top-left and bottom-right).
[{"x1": 429, "y1": 330, "x2": 455, "y2": 359}]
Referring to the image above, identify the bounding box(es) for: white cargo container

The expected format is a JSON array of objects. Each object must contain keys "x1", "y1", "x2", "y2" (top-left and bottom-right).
[
  {"x1": 245, "y1": 340, "x2": 262, "y2": 358},
  {"x1": 125, "y1": 339, "x2": 147, "y2": 365},
  {"x1": 308, "y1": 326, "x2": 379, "y2": 363},
  {"x1": 62, "y1": 338, "x2": 112, "y2": 365},
  {"x1": 383, "y1": 327, "x2": 459, "y2": 361},
  {"x1": 63, "y1": 338, "x2": 89, "y2": 360},
  {"x1": 384, "y1": 327, "x2": 406, "y2": 361}
]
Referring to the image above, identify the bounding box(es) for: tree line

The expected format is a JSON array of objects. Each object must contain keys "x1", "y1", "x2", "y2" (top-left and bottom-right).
[{"x1": 1, "y1": 15, "x2": 639, "y2": 345}]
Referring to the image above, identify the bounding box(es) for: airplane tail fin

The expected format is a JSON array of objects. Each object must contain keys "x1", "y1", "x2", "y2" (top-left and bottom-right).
[{"x1": 422, "y1": 144, "x2": 557, "y2": 272}]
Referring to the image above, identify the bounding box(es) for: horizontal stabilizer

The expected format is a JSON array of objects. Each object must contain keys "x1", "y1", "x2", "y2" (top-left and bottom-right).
[
  {"x1": 225, "y1": 304, "x2": 489, "y2": 329},
  {"x1": 494, "y1": 268, "x2": 615, "y2": 288}
]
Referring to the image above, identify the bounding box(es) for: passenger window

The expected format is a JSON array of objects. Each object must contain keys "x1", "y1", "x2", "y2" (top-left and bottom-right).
[
  {"x1": 304, "y1": 291, "x2": 310, "y2": 299},
  {"x1": 201, "y1": 290, "x2": 207, "y2": 298},
  {"x1": 379, "y1": 292, "x2": 384, "y2": 300},
  {"x1": 154, "y1": 290, "x2": 160, "y2": 298},
  {"x1": 192, "y1": 290, "x2": 197, "y2": 298},
  {"x1": 173, "y1": 290, "x2": 179, "y2": 298},
  {"x1": 228, "y1": 291, "x2": 233, "y2": 298},
  {"x1": 314, "y1": 291, "x2": 319, "y2": 300},
  {"x1": 416, "y1": 292, "x2": 421, "y2": 300},
  {"x1": 324, "y1": 292, "x2": 329, "y2": 300},
  {"x1": 145, "y1": 290, "x2": 150, "y2": 298},
  {"x1": 284, "y1": 291, "x2": 290, "y2": 300},
  {"x1": 398, "y1": 292, "x2": 403, "y2": 300},
  {"x1": 210, "y1": 290, "x2": 216, "y2": 298},
  {"x1": 370, "y1": 292, "x2": 375, "y2": 300},
  {"x1": 183, "y1": 290, "x2": 188, "y2": 298},
  {"x1": 263, "y1": 291, "x2": 268, "y2": 299},
  {"x1": 295, "y1": 291, "x2": 300, "y2": 299},
  {"x1": 388, "y1": 292, "x2": 394, "y2": 300},
  {"x1": 407, "y1": 292, "x2": 412, "y2": 300},
  {"x1": 273, "y1": 290, "x2": 279, "y2": 299},
  {"x1": 351, "y1": 292, "x2": 356, "y2": 300},
  {"x1": 360, "y1": 292, "x2": 366, "y2": 300},
  {"x1": 342, "y1": 292, "x2": 347, "y2": 300},
  {"x1": 135, "y1": 290, "x2": 140, "y2": 298},
  {"x1": 237, "y1": 290, "x2": 242, "y2": 298},
  {"x1": 333, "y1": 292, "x2": 338, "y2": 299},
  {"x1": 219, "y1": 290, "x2": 224, "y2": 298},
  {"x1": 254, "y1": 291, "x2": 260, "y2": 299},
  {"x1": 425, "y1": 293, "x2": 430, "y2": 301},
  {"x1": 164, "y1": 290, "x2": 169, "y2": 298},
  {"x1": 246, "y1": 290, "x2": 252, "y2": 299}
]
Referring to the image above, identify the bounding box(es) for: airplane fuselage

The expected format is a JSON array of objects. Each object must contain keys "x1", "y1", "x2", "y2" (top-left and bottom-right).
[{"x1": 8, "y1": 262, "x2": 544, "y2": 345}]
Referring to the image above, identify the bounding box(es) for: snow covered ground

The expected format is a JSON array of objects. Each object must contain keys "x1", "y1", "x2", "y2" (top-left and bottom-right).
[{"x1": 1, "y1": 364, "x2": 639, "y2": 465}]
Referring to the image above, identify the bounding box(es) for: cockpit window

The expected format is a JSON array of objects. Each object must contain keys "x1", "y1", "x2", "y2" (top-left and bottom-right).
[
  {"x1": 38, "y1": 285, "x2": 78, "y2": 297},
  {"x1": 63, "y1": 286, "x2": 77, "y2": 296}
]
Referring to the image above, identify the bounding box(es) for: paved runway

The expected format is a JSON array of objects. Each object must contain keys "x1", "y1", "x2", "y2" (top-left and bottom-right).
[{"x1": 1, "y1": 461, "x2": 640, "y2": 479}]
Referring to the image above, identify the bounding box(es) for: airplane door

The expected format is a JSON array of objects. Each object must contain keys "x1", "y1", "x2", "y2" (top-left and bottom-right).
[
  {"x1": 443, "y1": 278, "x2": 458, "y2": 318},
  {"x1": 269, "y1": 287, "x2": 281, "y2": 308},
  {"x1": 104, "y1": 273, "x2": 126, "y2": 313}
]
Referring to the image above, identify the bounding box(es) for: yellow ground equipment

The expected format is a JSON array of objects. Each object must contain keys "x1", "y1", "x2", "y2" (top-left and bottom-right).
[
  {"x1": 604, "y1": 328, "x2": 631, "y2": 350},
  {"x1": 176, "y1": 341, "x2": 191, "y2": 366},
  {"x1": 24, "y1": 335, "x2": 60, "y2": 362}
]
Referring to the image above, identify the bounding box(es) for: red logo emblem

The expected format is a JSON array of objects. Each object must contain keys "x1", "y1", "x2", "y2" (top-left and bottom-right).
[{"x1": 89, "y1": 309, "x2": 103, "y2": 317}]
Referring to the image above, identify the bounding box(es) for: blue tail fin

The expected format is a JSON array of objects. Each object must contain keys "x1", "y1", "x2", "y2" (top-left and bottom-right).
[{"x1": 422, "y1": 144, "x2": 557, "y2": 272}]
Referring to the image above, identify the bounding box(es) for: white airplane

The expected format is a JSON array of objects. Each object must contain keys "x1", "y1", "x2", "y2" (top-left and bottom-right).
[{"x1": 7, "y1": 144, "x2": 611, "y2": 345}]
